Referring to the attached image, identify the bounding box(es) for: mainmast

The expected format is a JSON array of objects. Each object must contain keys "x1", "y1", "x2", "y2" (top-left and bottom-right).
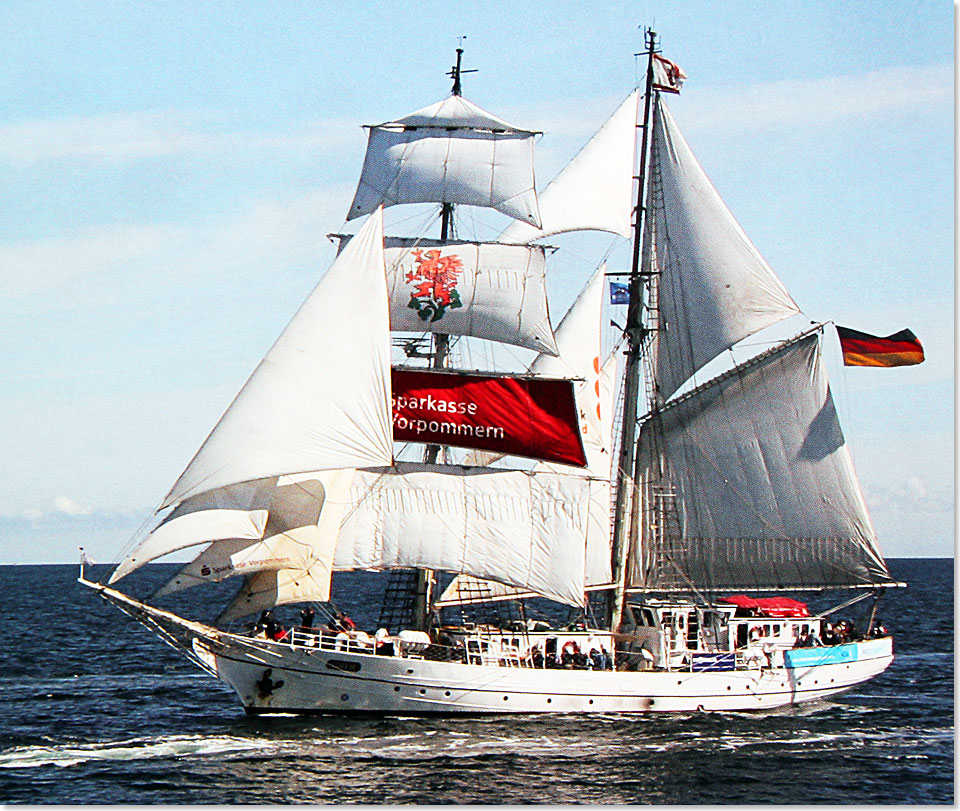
[
  {"x1": 413, "y1": 46, "x2": 475, "y2": 630},
  {"x1": 607, "y1": 29, "x2": 659, "y2": 632}
]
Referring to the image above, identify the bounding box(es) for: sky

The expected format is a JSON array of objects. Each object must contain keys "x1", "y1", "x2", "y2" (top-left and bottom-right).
[{"x1": 0, "y1": 0, "x2": 952, "y2": 564}]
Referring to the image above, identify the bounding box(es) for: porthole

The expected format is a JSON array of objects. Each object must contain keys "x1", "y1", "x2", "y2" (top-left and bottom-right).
[
  {"x1": 393, "y1": 686, "x2": 400, "y2": 692},
  {"x1": 340, "y1": 694, "x2": 349, "y2": 701},
  {"x1": 407, "y1": 668, "x2": 414, "y2": 674},
  {"x1": 445, "y1": 691, "x2": 451, "y2": 696},
  {"x1": 547, "y1": 698, "x2": 552, "y2": 704},
  {"x1": 589, "y1": 699, "x2": 594, "y2": 705},
  {"x1": 503, "y1": 696, "x2": 509, "y2": 701},
  {"x1": 419, "y1": 688, "x2": 426, "y2": 695},
  {"x1": 726, "y1": 685, "x2": 731, "y2": 691}
]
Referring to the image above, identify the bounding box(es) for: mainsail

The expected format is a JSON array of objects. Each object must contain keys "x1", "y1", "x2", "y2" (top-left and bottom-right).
[{"x1": 632, "y1": 331, "x2": 891, "y2": 591}]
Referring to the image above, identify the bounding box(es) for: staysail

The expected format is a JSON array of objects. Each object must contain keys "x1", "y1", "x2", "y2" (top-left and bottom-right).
[
  {"x1": 650, "y1": 97, "x2": 801, "y2": 400},
  {"x1": 347, "y1": 95, "x2": 541, "y2": 227},
  {"x1": 110, "y1": 470, "x2": 354, "y2": 587},
  {"x1": 500, "y1": 91, "x2": 639, "y2": 243},
  {"x1": 632, "y1": 331, "x2": 891, "y2": 591},
  {"x1": 159, "y1": 207, "x2": 393, "y2": 510},
  {"x1": 151, "y1": 470, "x2": 356, "y2": 603}
]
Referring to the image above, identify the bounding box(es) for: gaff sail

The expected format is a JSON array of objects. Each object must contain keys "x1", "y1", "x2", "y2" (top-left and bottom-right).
[
  {"x1": 633, "y1": 332, "x2": 891, "y2": 591},
  {"x1": 651, "y1": 97, "x2": 800, "y2": 400}
]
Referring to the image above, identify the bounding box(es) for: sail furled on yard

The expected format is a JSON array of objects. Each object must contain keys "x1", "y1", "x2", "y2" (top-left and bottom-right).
[
  {"x1": 332, "y1": 463, "x2": 601, "y2": 607},
  {"x1": 651, "y1": 97, "x2": 800, "y2": 400},
  {"x1": 160, "y1": 208, "x2": 393, "y2": 510},
  {"x1": 348, "y1": 95, "x2": 541, "y2": 226},
  {"x1": 500, "y1": 91, "x2": 639, "y2": 243},
  {"x1": 632, "y1": 332, "x2": 891, "y2": 591},
  {"x1": 336, "y1": 235, "x2": 558, "y2": 355}
]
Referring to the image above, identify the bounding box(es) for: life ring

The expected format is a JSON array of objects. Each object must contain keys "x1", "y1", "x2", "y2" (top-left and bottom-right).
[{"x1": 561, "y1": 640, "x2": 579, "y2": 657}]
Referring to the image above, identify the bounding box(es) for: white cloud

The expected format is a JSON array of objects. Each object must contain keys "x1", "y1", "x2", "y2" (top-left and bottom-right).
[
  {"x1": 0, "y1": 110, "x2": 357, "y2": 166},
  {"x1": 678, "y1": 62, "x2": 952, "y2": 134},
  {"x1": 0, "y1": 184, "x2": 352, "y2": 301},
  {"x1": 21, "y1": 507, "x2": 43, "y2": 521},
  {"x1": 54, "y1": 496, "x2": 91, "y2": 515},
  {"x1": 906, "y1": 475, "x2": 929, "y2": 502}
]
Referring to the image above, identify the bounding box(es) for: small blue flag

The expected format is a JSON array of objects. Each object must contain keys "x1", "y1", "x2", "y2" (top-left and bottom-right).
[{"x1": 609, "y1": 282, "x2": 629, "y2": 305}]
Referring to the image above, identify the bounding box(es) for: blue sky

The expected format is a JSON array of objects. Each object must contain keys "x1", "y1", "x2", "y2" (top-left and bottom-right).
[{"x1": 0, "y1": 0, "x2": 952, "y2": 563}]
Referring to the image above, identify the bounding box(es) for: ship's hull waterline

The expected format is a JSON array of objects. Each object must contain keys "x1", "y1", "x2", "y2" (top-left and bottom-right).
[
  {"x1": 82, "y1": 576, "x2": 894, "y2": 716},
  {"x1": 205, "y1": 635, "x2": 893, "y2": 716}
]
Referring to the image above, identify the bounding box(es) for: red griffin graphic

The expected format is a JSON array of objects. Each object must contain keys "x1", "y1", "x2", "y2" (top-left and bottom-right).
[{"x1": 406, "y1": 249, "x2": 464, "y2": 323}]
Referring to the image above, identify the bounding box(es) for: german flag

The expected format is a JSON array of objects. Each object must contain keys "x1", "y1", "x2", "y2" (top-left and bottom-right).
[{"x1": 837, "y1": 326, "x2": 925, "y2": 367}]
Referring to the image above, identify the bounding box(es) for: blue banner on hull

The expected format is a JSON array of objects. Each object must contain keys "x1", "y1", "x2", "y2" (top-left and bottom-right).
[{"x1": 784, "y1": 643, "x2": 858, "y2": 668}]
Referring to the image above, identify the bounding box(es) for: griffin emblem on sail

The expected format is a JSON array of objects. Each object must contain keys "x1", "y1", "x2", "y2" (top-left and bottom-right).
[{"x1": 406, "y1": 248, "x2": 464, "y2": 323}]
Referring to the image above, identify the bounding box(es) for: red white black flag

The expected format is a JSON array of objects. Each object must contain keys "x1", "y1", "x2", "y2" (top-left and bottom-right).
[{"x1": 653, "y1": 55, "x2": 687, "y2": 94}]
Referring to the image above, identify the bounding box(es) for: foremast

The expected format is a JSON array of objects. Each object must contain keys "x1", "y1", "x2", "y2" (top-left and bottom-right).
[
  {"x1": 413, "y1": 47, "x2": 472, "y2": 630},
  {"x1": 607, "y1": 29, "x2": 659, "y2": 632}
]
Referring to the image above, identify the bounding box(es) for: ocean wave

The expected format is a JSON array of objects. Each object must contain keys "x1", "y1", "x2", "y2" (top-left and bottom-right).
[{"x1": 0, "y1": 734, "x2": 275, "y2": 769}]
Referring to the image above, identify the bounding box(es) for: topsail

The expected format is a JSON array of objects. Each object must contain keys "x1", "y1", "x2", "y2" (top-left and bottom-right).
[{"x1": 348, "y1": 95, "x2": 541, "y2": 226}]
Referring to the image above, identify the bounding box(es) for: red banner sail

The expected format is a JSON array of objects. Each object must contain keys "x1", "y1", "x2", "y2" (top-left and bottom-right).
[{"x1": 391, "y1": 368, "x2": 587, "y2": 467}]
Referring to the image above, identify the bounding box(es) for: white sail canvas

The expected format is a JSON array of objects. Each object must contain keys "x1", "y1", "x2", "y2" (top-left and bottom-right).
[
  {"x1": 652, "y1": 98, "x2": 801, "y2": 400},
  {"x1": 152, "y1": 471, "x2": 355, "y2": 600},
  {"x1": 348, "y1": 95, "x2": 541, "y2": 226},
  {"x1": 636, "y1": 333, "x2": 889, "y2": 590},
  {"x1": 160, "y1": 208, "x2": 393, "y2": 509},
  {"x1": 332, "y1": 463, "x2": 598, "y2": 607},
  {"x1": 334, "y1": 236, "x2": 559, "y2": 355},
  {"x1": 500, "y1": 91, "x2": 638, "y2": 243}
]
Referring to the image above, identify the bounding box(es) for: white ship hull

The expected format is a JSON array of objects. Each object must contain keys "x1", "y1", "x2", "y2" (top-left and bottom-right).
[{"x1": 200, "y1": 633, "x2": 893, "y2": 715}]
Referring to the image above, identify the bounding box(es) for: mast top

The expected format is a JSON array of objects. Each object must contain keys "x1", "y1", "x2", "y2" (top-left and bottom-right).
[{"x1": 448, "y1": 42, "x2": 477, "y2": 96}]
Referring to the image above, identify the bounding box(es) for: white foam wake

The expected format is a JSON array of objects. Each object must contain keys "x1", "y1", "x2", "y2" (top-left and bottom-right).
[{"x1": 0, "y1": 734, "x2": 274, "y2": 769}]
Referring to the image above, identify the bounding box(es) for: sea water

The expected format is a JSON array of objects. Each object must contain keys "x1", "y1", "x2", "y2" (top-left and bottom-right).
[{"x1": 0, "y1": 559, "x2": 952, "y2": 804}]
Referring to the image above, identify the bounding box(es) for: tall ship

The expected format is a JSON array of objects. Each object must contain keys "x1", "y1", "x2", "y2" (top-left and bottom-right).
[{"x1": 81, "y1": 33, "x2": 903, "y2": 714}]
